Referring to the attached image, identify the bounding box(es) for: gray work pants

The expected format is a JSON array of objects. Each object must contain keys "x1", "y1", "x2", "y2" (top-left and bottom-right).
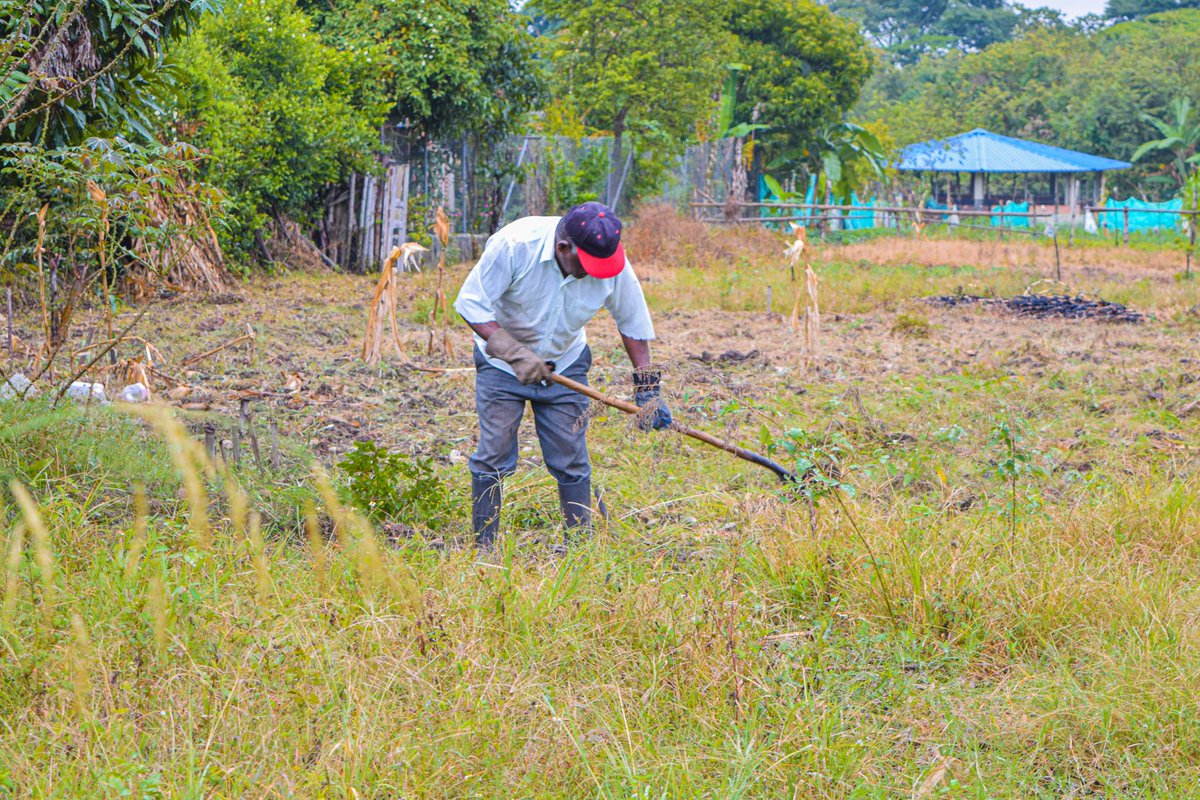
[{"x1": 468, "y1": 345, "x2": 592, "y2": 485}]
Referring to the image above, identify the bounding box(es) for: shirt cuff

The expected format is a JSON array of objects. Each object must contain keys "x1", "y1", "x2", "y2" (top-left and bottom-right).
[{"x1": 615, "y1": 325, "x2": 656, "y2": 341}]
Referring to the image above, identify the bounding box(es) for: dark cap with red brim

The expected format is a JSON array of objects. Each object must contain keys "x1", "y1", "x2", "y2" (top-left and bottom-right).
[{"x1": 562, "y1": 201, "x2": 626, "y2": 279}]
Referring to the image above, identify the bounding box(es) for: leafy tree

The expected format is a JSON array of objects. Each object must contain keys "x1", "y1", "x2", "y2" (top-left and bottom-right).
[
  {"x1": 534, "y1": 0, "x2": 733, "y2": 201},
  {"x1": 299, "y1": 0, "x2": 544, "y2": 141},
  {"x1": 169, "y1": 0, "x2": 385, "y2": 257},
  {"x1": 730, "y1": 0, "x2": 871, "y2": 170},
  {"x1": 1105, "y1": 0, "x2": 1200, "y2": 21},
  {"x1": 828, "y1": 0, "x2": 1026, "y2": 64},
  {"x1": 1, "y1": 137, "x2": 224, "y2": 348},
  {"x1": 854, "y1": 10, "x2": 1200, "y2": 197},
  {"x1": 0, "y1": 0, "x2": 215, "y2": 148}
]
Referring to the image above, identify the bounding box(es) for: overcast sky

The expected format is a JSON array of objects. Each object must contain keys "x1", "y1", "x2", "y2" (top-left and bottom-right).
[{"x1": 1026, "y1": 0, "x2": 1108, "y2": 17}]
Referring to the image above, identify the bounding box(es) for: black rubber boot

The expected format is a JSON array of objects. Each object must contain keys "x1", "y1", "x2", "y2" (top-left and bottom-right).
[
  {"x1": 471, "y1": 474, "x2": 502, "y2": 549},
  {"x1": 558, "y1": 479, "x2": 593, "y2": 544}
]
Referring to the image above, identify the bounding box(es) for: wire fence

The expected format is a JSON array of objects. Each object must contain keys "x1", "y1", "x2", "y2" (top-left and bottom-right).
[
  {"x1": 322, "y1": 132, "x2": 636, "y2": 271},
  {"x1": 691, "y1": 200, "x2": 1200, "y2": 280}
]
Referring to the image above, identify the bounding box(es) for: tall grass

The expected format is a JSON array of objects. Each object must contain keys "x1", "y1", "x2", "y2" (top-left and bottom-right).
[
  {"x1": 2, "y1": 390, "x2": 1200, "y2": 796},
  {"x1": 2, "y1": 220, "x2": 1199, "y2": 796}
]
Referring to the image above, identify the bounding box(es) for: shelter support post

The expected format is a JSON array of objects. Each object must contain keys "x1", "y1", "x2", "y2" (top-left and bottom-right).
[
  {"x1": 1069, "y1": 177, "x2": 1079, "y2": 246},
  {"x1": 972, "y1": 173, "x2": 984, "y2": 209}
]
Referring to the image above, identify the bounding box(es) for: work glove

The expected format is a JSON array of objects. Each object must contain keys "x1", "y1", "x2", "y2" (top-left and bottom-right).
[
  {"x1": 485, "y1": 328, "x2": 552, "y2": 385},
  {"x1": 633, "y1": 369, "x2": 673, "y2": 431}
]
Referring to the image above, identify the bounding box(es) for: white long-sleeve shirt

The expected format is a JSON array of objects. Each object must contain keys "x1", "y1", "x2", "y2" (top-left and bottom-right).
[{"x1": 453, "y1": 216, "x2": 656, "y2": 376}]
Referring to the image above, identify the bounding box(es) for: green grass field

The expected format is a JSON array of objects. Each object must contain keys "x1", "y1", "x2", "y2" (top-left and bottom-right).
[{"x1": 2, "y1": 227, "x2": 1200, "y2": 798}]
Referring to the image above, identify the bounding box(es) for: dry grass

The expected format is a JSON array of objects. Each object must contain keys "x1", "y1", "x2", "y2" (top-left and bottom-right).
[
  {"x1": 624, "y1": 204, "x2": 783, "y2": 278},
  {"x1": 3, "y1": 218, "x2": 1200, "y2": 796},
  {"x1": 4, "y1": 389, "x2": 1200, "y2": 796},
  {"x1": 835, "y1": 233, "x2": 1191, "y2": 281}
]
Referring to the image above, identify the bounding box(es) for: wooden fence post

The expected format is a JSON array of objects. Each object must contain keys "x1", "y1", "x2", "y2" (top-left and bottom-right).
[
  {"x1": 1068, "y1": 178, "x2": 1079, "y2": 247},
  {"x1": 5, "y1": 287, "x2": 12, "y2": 369}
]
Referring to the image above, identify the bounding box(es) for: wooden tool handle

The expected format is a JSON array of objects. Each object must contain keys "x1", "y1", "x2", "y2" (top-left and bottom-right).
[{"x1": 547, "y1": 373, "x2": 798, "y2": 483}]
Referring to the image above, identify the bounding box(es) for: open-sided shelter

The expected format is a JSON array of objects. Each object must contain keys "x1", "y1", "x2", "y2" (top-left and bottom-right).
[{"x1": 897, "y1": 129, "x2": 1130, "y2": 210}]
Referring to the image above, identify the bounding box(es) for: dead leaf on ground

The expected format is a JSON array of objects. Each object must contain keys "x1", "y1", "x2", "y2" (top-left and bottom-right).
[
  {"x1": 913, "y1": 754, "x2": 957, "y2": 799},
  {"x1": 282, "y1": 373, "x2": 304, "y2": 394}
]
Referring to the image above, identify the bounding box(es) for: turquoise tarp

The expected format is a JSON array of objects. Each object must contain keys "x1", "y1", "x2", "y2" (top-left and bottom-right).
[
  {"x1": 924, "y1": 198, "x2": 949, "y2": 221},
  {"x1": 1098, "y1": 197, "x2": 1182, "y2": 232},
  {"x1": 990, "y1": 200, "x2": 1032, "y2": 228},
  {"x1": 844, "y1": 192, "x2": 876, "y2": 230}
]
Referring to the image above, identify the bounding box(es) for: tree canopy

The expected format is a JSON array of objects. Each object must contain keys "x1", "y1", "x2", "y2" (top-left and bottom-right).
[
  {"x1": 299, "y1": 0, "x2": 544, "y2": 141},
  {"x1": 730, "y1": 0, "x2": 872, "y2": 168},
  {"x1": 1104, "y1": 0, "x2": 1200, "y2": 21},
  {"x1": 827, "y1": 0, "x2": 1038, "y2": 64},
  {"x1": 0, "y1": 0, "x2": 215, "y2": 147},
  {"x1": 170, "y1": 0, "x2": 385, "y2": 255},
  {"x1": 855, "y1": 9, "x2": 1200, "y2": 195},
  {"x1": 534, "y1": 0, "x2": 733, "y2": 199}
]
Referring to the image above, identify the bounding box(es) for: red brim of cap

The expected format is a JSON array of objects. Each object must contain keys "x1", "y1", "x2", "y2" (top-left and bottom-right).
[{"x1": 577, "y1": 242, "x2": 626, "y2": 279}]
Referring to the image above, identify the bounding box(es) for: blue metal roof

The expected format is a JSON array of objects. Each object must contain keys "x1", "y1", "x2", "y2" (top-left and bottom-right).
[{"x1": 897, "y1": 129, "x2": 1130, "y2": 173}]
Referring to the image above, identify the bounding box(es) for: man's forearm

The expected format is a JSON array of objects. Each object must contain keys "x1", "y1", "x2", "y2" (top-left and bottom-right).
[
  {"x1": 467, "y1": 320, "x2": 501, "y2": 341},
  {"x1": 621, "y1": 335, "x2": 652, "y2": 371}
]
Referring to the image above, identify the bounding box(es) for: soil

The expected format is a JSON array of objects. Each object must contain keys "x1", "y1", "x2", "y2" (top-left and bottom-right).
[{"x1": 86, "y1": 261, "x2": 1198, "y2": 474}]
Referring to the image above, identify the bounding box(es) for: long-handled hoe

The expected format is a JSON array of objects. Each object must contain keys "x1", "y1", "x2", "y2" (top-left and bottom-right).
[{"x1": 548, "y1": 373, "x2": 804, "y2": 484}]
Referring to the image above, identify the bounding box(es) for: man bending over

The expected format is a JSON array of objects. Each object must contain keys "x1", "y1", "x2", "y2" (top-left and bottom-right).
[{"x1": 453, "y1": 201, "x2": 671, "y2": 549}]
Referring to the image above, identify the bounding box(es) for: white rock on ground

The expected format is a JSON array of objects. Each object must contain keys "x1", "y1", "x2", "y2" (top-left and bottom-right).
[
  {"x1": 66, "y1": 381, "x2": 108, "y2": 404},
  {"x1": 118, "y1": 382, "x2": 149, "y2": 403},
  {"x1": 0, "y1": 373, "x2": 35, "y2": 399}
]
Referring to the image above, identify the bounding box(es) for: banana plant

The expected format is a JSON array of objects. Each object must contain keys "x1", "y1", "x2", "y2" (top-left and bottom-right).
[
  {"x1": 1131, "y1": 98, "x2": 1200, "y2": 187},
  {"x1": 716, "y1": 63, "x2": 768, "y2": 137},
  {"x1": 811, "y1": 121, "x2": 888, "y2": 204}
]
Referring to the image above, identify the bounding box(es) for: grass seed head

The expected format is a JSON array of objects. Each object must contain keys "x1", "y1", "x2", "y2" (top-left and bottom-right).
[
  {"x1": 148, "y1": 568, "x2": 168, "y2": 659},
  {"x1": 3, "y1": 521, "x2": 25, "y2": 629},
  {"x1": 10, "y1": 482, "x2": 55, "y2": 622},
  {"x1": 69, "y1": 610, "x2": 92, "y2": 719}
]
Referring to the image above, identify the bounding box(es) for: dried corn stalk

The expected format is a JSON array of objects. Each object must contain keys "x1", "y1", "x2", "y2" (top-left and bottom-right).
[
  {"x1": 116, "y1": 358, "x2": 150, "y2": 393},
  {"x1": 88, "y1": 181, "x2": 115, "y2": 343},
  {"x1": 784, "y1": 224, "x2": 807, "y2": 333},
  {"x1": 33, "y1": 204, "x2": 50, "y2": 375},
  {"x1": 784, "y1": 224, "x2": 821, "y2": 366},
  {"x1": 362, "y1": 243, "x2": 426, "y2": 366},
  {"x1": 126, "y1": 186, "x2": 230, "y2": 297},
  {"x1": 803, "y1": 261, "x2": 820, "y2": 366},
  {"x1": 428, "y1": 206, "x2": 454, "y2": 358}
]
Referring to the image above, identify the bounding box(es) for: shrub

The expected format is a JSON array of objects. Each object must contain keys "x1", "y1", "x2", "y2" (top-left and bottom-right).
[{"x1": 337, "y1": 440, "x2": 455, "y2": 529}]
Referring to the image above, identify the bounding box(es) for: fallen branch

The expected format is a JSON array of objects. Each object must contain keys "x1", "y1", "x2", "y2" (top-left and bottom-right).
[
  {"x1": 143, "y1": 362, "x2": 185, "y2": 388},
  {"x1": 72, "y1": 334, "x2": 164, "y2": 362},
  {"x1": 181, "y1": 329, "x2": 256, "y2": 368}
]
